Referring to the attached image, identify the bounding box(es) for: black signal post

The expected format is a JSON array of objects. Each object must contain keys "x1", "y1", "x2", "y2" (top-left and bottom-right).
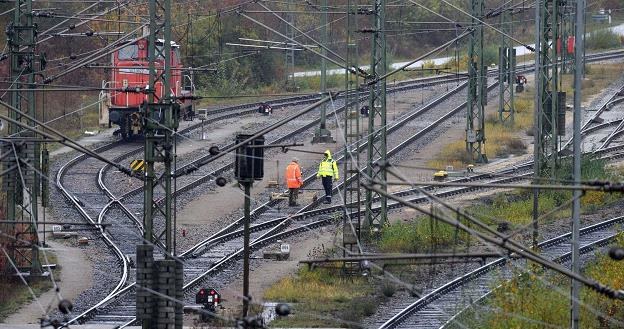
[
  {"x1": 234, "y1": 134, "x2": 265, "y2": 318},
  {"x1": 231, "y1": 134, "x2": 303, "y2": 317}
]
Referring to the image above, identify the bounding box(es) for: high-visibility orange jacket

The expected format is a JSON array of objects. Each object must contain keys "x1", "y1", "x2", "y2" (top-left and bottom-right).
[{"x1": 285, "y1": 161, "x2": 303, "y2": 188}]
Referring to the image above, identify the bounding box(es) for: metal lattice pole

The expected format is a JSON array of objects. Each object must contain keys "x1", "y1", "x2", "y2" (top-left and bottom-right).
[
  {"x1": 313, "y1": 0, "x2": 335, "y2": 143},
  {"x1": 532, "y1": 0, "x2": 562, "y2": 249},
  {"x1": 365, "y1": 0, "x2": 387, "y2": 229},
  {"x1": 466, "y1": 0, "x2": 488, "y2": 163},
  {"x1": 285, "y1": 0, "x2": 296, "y2": 90},
  {"x1": 343, "y1": 0, "x2": 361, "y2": 274},
  {"x1": 561, "y1": 4, "x2": 575, "y2": 75},
  {"x1": 537, "y1": 0, "x2": 561, "y2": 178},
  {"x1": 498, "y1": 7, "x2": 515, "y2": 124},
  {"x1": 137, "y1": 0, "x2": 181, "y2": 327},
  {"x1": 3, "y1": 0, "x2": 42, "y2": 276}
]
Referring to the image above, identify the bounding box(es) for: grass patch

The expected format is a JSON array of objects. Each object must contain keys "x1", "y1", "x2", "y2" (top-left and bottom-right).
[
  {"x1": 379, "y1": 212, "x2": 469, "y2": 253},
  {"x1": 449, "y1": 234, "x2": 624, "y2": 328},
  {"x1": 466, "y1": 156, "x2": 618, "y2": 229},
  {"x1": 586, "y1": 29, "x2": 623, "y2": 50},
  {"x1": 428, "y1": 62, "x2": 624, "y2": 168},
  {"x1": 265, "y1": 267, "x2": 375, "y2": 328},
  {"x1": 0, "y1": 252, "x2": 59, "y2": 321}
]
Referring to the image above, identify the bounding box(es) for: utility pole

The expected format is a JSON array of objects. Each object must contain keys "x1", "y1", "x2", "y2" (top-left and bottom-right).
[
  {"x1": 285, "y1": 0, "x2": 296, "y2": 91},
  {"x1": 343, "y1": 0, "x2": 362, "y2": 274},
  {"x1": 241, "y1": 180, "x2": 251, "y2": 317},
  {"x1": 2, "y1": 0, "x2": 43, "y2": 277},
  {"x1": 365, "y1": 0, "x2": 387, "y2": 230},
  {"x1": 312, "y1": 0, "x2": 335, "y2": 143},
  {"x1": 466, "y1": 0, "x2": 488, "y2": 163},
  {"x1": 561, "y1": 4, "x2": 575, "y2": 74},
  {"x1": 535, "y1": 0, "x2": 562, "y2": 178},
  {"x1": 532, "y1": 0, "x2": 562, "y2": 250},
  {"x1": 233, "y1": 133, "x2": 264, "y2": 319},
  {"x1": 136, "y1": 0, "x2": 182, "y2": 328},
  {"x1": 498, "y1": 7, "x2": 515, "y2": 124},
  {"x1": 571, "y1": 1, "x2": 585, "y2": 327}
]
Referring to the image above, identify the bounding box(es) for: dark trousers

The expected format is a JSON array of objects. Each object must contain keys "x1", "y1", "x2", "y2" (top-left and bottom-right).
[
  {"x1": 321, "y1": 176, "x2": 333, "y2": 202},
  {"x1": 289, "y1": 188, "x2": 299, "y2": 206}
]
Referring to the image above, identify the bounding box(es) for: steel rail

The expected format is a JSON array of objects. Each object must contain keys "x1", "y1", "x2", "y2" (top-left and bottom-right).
[
  {"x1": 441, "y1": 215, "x2": 624, "y2": 329},
  {"x1": 180, "y1": 49, "x2": 624, "y2": 259},
  {"x1": 113, "y1": 130, "x2": 624, "y2": 328},
  {"x1": 96, "y1": 61, "x2": 478, "y2": 327},
  {"x1": 58, "y1": 47, "x2": 619, "y2": 323},
  {"x1": 180, "y1": 78, "x2": 471, "y2": 257},
  {"x1": 378, "y1": 213, "x2": 624, "y2": 329},
  {"x1": 57, "y1": 67, "x2": 477, "y2": 325},
  {"x1": 377, "y1": 79, "x2": 624, "y2": 328},
  {"x1": 56, "y1": 145, "x2": 130, "y2": 327},
  {"x1": 117, "y1": 74, "x2": 470, "y2": 202}
]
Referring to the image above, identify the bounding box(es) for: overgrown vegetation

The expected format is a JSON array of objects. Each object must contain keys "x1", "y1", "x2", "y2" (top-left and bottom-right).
[
  {"x1": 429, "y1": 62, "x2": 624, "y2": 169},
  {"x1": 379, "y1": 211, "x2": 469, "y2": 253},
  {"x1": 428, "y1": 89, "x2": 533, "y2": 169},
  {"x1": 586, "y1": 29, "x2": 623, "y2": 50},
  {"x1": 448, "y1": 235, "x2": 624, "y2": 328},
  {"x1": 467, "y1": 156, "x2": 619, "y2": 228},
  {"x1": 0, "y1": 252, "x2": 58, "y2": 321},
  {"x1": 264, "y1": 267, "x2": 375, "y2": 328}
]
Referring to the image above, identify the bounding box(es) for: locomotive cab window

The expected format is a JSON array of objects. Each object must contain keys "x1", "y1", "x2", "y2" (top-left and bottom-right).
[{"x1": 119, "y1": 44, "x2": 139, "y2": 60}]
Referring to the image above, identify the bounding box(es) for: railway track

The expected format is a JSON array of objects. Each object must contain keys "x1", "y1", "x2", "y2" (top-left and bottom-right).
[
  {"x1": 57, "y1": 73, "x2": 469, "y2": 325},
  {"x1": 54, "y1": 50, "x2": 624, "y2": 326},
  {"x1": 90, "y1": 75, "x2": 473, "y2": 327},
  {"x1": 373, "y1": 76, "x2": 624, "y2": 328},
  {"x1": 377, "y1": 214, "x2": 624, "y2": 329}
]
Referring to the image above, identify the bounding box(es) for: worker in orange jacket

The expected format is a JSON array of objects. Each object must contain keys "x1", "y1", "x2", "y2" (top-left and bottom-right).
[{"x1": 285, "y1": 157, "x2": 303, "y2": 206}]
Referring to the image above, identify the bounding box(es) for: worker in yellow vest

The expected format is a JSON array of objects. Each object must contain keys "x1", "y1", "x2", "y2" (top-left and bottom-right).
[{"x1": 316, "y1": 150, "x2": 339, "y2": 204}]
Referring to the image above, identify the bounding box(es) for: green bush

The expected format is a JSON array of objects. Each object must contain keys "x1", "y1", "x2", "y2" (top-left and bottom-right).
[
  {"x1": 381, "y1": 281, "x2": 396, "y2": 297},
  {"x1": 380, "y1": 213, "x2": 468, "y2": 253},
  {"x1": 454, "y1": 235, "x2": 624, "y2": 328},
  {"x1": 340, "y1": 297, "x2": 377, "y2": 326},
  {"x1": 586, "y1": 29, "x2": 621, "y2": 50}
]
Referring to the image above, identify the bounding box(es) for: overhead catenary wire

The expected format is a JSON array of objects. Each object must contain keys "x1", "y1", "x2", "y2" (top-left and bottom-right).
[
  {"x1": 368, "y1": 29, "x2": 472, "y2": 85},
  {"x1": 41, "y1": 24, "x2": 147, "y2": 83},
  {"x1": 0, "y1": 99, "x2": 132, "y2": 176},
  {"x1": 371, "y1": 167, "x2": 624, "y2": 301},
  {"x1": 6, "y1": 0, "x2": 624, "y2": 324},
  {"x1": 438, "y1": 0, "x2": 535, "y2": 51},
  {"x1": 254, "y1": 1, "x2": 346, "y2": 62},
  {"x1": 237, "y1": 10, "x2": 368, "y2": 78}
]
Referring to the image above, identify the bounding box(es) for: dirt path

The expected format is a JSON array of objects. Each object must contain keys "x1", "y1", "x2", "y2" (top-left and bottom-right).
[{"x1": 3, "y1": 240, "x2": 93, "y2": 324}]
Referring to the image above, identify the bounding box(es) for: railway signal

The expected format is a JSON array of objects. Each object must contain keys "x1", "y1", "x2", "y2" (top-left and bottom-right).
[
  {"x1": 196, "y1": 288, "x2": 220, "y2": 323},
  {"x1": 196, "y1": 288, "x2": 220, "y2": 306}
]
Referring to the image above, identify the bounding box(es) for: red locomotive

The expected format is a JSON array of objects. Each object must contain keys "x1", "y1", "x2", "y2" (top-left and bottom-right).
[{"x1": 98, "y1": 37, "x2": 195, "y2": 139}]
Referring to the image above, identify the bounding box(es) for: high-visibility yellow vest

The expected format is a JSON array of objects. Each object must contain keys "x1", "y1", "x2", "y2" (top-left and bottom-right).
[{"x1": 317, "y1": 158, "x2": 339, "y2": 179}]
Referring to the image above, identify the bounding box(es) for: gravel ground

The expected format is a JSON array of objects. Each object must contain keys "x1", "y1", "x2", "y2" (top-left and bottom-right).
[
  {"x1": 362, "y1": 67, "x2": 624, "y2": 328},
  {"x1": 33, "y1": 80, "x2": 458, "y2": 325}
]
